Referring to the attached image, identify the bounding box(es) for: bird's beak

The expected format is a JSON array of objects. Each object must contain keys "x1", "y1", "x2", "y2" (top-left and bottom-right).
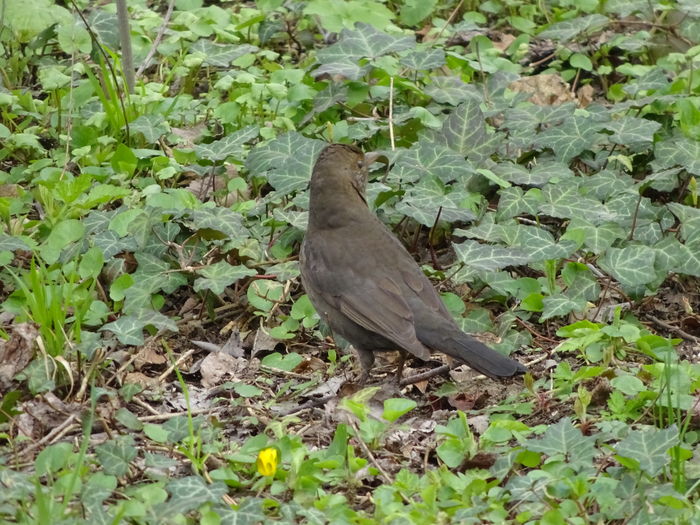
[{"x1": 365, "y1": 151, "x2": 389, "y2": 166}]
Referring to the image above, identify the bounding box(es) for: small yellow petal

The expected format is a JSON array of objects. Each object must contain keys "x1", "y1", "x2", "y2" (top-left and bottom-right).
[{"x1": 256, "y1": 448, "x2": 278, "y2": 476}]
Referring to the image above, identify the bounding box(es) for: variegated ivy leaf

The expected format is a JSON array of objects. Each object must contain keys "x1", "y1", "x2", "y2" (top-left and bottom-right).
[
  {"x1": 439, "y1": 99, "x2": 498, "y2": 162},
  {"x1": 314, "y1": 23, "x2": 415, "y2": 80},
  {"x1": 130, "y1": 115, "x2": 169, "y2": 143},
  {"x1": 399, "y1": 47, "x2": 446, "y2": 70},
  {"x1": 496, "y1": 186, "x2": 539, "y2": 220},
  {"x1": 541, "y1": 294, "x2": 586, "y2": 321},
  {"x1": 564, "y1": 219, "x2": 625, "y2": 254},
  {"x1": 190, "y1": 207, "x2": 248, "y2": 240},
  {"x1": 538, "y1": 14, "x2": 608, "y2": 41},
  {"x1": 512, "y1": 225, "x2": 578, "y2": 262},
  {"x1": 640, "y1": 167, "x2": 682, "y2": 192},
  {"x1": 101, "y1": 309, "x2": 178, "y2": 346},
  {"x1": 193, "y1": 262, "x2": 257, "y2": 295},
  {"x1": 492, "y1": 160, "x2": 573, "y2": 187},
  {"x1": 161, "y1": 477, "x2": 228, "y2": 517},
  {"x1": 534, "y1": 115, "x2": 605, "y2": 162},
  {"x1": 389, "y1": 142, "x2": 478, "y2": 184},
  {"x1": 603, "y1": 116, "x2": 661, "y2": 147},
  {"x1": 539, "y1": 184, "x2": 616, "y2": 224},
  {"x1": 454, "y1": 239, "x2": 531, "y2": 271},
  {"x1": 678, "y1": 239, "x2": 700, "y2": 277},
  {"x1": 189, "y1": 40, "x2": 258, "y2": 67},
  {"x1": 194, "y1": 125, "x2": 259, "y2": 162},
  {"x1": 583, "y1": 170, "x2": 634, "y2": 200},
  {"x1": 395, "y1": 175, "x2": 476, "y2": 226},
  {"x1": 653, "y1": 135, "x2": 700, "y2": 175},
  {"x1": 424, "y1": 76, "x2": 481, "y2": 106},
  {"x1": 599, "y1": 245, "x2": 658, "y2": 288},
  {"x1": 667, "y1": 202, "x2": 700, "y2": 243},
  {"x1": 246, "y1": 132, "x2": 327, "y2": 195},
  {"x1": 615, "y1": 426, "x2": 679, "y2": 477}
]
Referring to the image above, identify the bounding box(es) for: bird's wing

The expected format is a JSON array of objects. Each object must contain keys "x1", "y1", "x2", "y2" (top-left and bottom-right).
[
  {"x1": 301, "y1": 238, "x2": 430, "y2": 360},
  {"x1": 337, "y1": 274, "x2": 431, "y2": 360}
]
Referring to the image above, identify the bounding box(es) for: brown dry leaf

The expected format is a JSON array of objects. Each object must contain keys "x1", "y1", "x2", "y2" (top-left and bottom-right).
[
  {"x1": 220, "y1": 330, "x2": 246, "y2": 358},
  {"x1": 0, "y1": 323, "x2": 37, "y2": 389},
  {"x1": 251, "y1": 329, "x2": 281, "y2": 358},
  {"x1": 292, "y1": 356, "x2": 326, "y2": 374},
  {"x1": 577, "y1": 84, "x2": 595, "y2": 108},
  {"x1": 200, "y1": 351, "x2": 246, "y2": 388},
  {"x1": 171, "y1": 122, "x2": 207, "y2": 148},
  {"x1": 134, "y1": 343, "x2": 166, "y2": 370},
  {"x1": 123, "y1": 371, "x2": 160, "y2": 389},
  {"x1": 492, "y1": 33, "x2": 516, "y2": 52},
  {"x1": 510, "y1": 74, "x2": 574, "y2": 106}
]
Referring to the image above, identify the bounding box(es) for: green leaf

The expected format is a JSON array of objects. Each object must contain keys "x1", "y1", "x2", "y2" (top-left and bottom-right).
[
  {"x1": 261, "y1": 352, "x2": 303, "y2": 371},
  {"x1": 130, "y1": 115, "x2": 170, "y2": 143},
  {"x1": 440, "y1": 99, "x2": 496, "y2": 162},
  {"x1": 314, "y1": 23, "x2": 415, "y2": 80},
  {"x1": 194, "y1": 125, "x2": 258, "y2": 161},
  {"x1": 538, "y1": 14, "x2": 608, "y2": 41},
  {"x1": 534, "y1": 115, "x2": 604, "y2": 161},
  {"x1": 599, "y1": 245, "x2": 657, "y2": 288},
  {"x1": 603, "y1": 117, "x2": 661, "y2": 147},
  {"x1": 569, "y1": 53, "x2": 593, "y2": 70},
  {"x1": 95, "y1": 436, "x2": 137, "y2": 477},
  {"x1": 382, "y1": 398, "x2": 417, "y2": 422},
  {"x1": 305, "y1": 2, "x2": 396, "y2": 34},
  {"x1": 246, "y1": 132, "x2": 327, "y2": 195},
  {"x1": 189, "y1": 40, "x2": 259, "y2": 67},
  {"x1": 399, "y1": 0, "x2": 437, "y2": 26},
  {"x1": 101, "y1": 310, "x2": 178, "y2": 345},
  {"x1": 525, "y1": 417, "x2": 596, "y2": 463},
  {"x1": 454, "y1": 240, "x2": 531, "y2": 271},
  {"x1": 615, "y1": 426, "x2": 678, "y2": 476},
  {"x1": 78, "y1": 246, "x2": 105, "y2": 280},
  {"x1": 40, "y1": 219, "x2": 85, "y2": 264},
  {"x1": 193, "y1": 262, "x2": 256, "y2": 295},
  {"x1": 110, "y1": 143, "x2": 138, "y2": 176},
  {"x1": 159, "y1": 477, "x2": 228, "y2": 517}
]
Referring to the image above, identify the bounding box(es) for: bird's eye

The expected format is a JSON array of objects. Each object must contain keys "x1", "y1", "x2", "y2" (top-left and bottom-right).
[{"x1": 357, "y1": 160, "x2": 364, "y2": 169}]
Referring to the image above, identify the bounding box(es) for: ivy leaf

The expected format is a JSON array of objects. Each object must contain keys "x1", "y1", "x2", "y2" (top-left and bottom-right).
[
  {"x1": 158, "y1": 477, "x2": 228, "y2": 517},
  {"x1": 314, "y1": 23, "x2": 415, "y2": 80},
  {"x1": 525, "y1": 417, "x2": 596, "y2": 463},
  {"x1": 189, "y1": 40, "x2": 258, "y2": 67},
  {"x1": 534, "y1": 115, "x2": 604, "y2": 161},
  {"x1": 615, "y1": 426, "x2": 678, "y2": 476},
  {"x1": 603, "y1": 117, "x2": 661, "y2": 147},
  {"x1": 667, "y1": 202, "x2": 700, "y2": 243},
  {"x1": 564, "y1": 219, "x2": 625, "y2": 254},
  {"x1": 190, "y1": 207, "x2": 248, "y2": 240},
  {"x1": 424, "y1": 76, "x2": 481, "y2": 105},
  {"x1": 653, "y1": 135, "x2": 700, "y2": 175},
  {"x1": 440, "y1": 99, "x2": 497, "y2": 162},
  {"x1": 95, "y1": 436, "x2": 137, "y2": 477},
  {"x1": 453, "y1": 240, "x2": 531, "y2": 271},
  {"x1": 399, "y1": 47, "x2": 445, "y2": 70},
  {"x1": 101, "y1": 310, "x2": 178, "y2": 346},
  {"x1": 541, "y1": 294, "x2": 586, "y2": 321},
  {"x1": 194, "y1": 125, "x2": 259, "y2": 162},
  {"x1": 193, "y1": 262, "x2": 257, "y2": 295},
  {"x1": 246, "y1": 132, "x2": 327, "y2": 195},
  {"x1": 538, "y1": 14, "x2": 608, "y2": 41},
  {"x1": 130, "y1": 115, "x2": 169, "y2": 143},
  {"x1": 390, "y1": 142, "x2": 477, "y2": 184},
  {"x1": 600, "y1": 245, "x2": 657, "y2": 288}
]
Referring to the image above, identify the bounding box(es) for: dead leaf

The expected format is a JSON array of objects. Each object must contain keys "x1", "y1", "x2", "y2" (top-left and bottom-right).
[
  {"x1": 510, "y1": 74, "x2": 574, "y2": 106},
  {"x1": 200, "y1": 351, "x2": 246, "y2": 388},
  {"x1": 577, "y1": 84, "x2": 595, "y2": 107},
  {"x1": 0, "y1": 323, "x2": 37, "y2": 389}
]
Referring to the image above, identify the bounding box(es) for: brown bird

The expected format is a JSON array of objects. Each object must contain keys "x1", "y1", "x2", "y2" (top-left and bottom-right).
[{"x1": 299, "y1": 143, "x2": 526, "y2": 382}]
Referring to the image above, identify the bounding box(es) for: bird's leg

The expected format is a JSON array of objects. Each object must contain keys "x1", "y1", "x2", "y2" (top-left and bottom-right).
[
  {"x1": 395, "y1": 350, "x2": 408, "y2": 384},
  {"x1": 355, "y1": 347, "x2": 375, "y2": 384}
]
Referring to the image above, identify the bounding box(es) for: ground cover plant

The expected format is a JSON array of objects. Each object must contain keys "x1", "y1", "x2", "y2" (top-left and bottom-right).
[{"x1": 0, "y1": 0, "x2": 699, "y2": 522}]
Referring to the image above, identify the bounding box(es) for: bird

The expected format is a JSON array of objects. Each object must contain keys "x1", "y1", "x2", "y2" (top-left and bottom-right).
[{"x1": 299, "y1": 143, "x2": 526, "y2": 383}]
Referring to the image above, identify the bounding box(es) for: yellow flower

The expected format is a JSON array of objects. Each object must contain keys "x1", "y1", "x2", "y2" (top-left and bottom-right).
[{"x1": 256, "y1": 448, "x2": 278, "y2": 477}]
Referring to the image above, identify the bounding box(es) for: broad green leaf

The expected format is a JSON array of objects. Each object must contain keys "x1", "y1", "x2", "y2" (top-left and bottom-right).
[
  {"x1": 600, "y1": 245, "x2": 657, "y2": 288},
  {"x1": 382, "y1": 398, "x2": 417, "y2": 422},
  {"x1": 190, "y1": 206, "x2": 248, "y2": 240},
  {"x1": 305, "y1": 2, "x2": 395, "y2": 33},
  {"x1": 40, "y1": 219, "x2": 85, "y2": 264},
  {"x1": 189, "y1": 40, "x2": 258, "y2": 67},
  {"x1": 399, "y1": 0, "x2": 437, "y2": 26},
  {"x1": 615, "y1": 426, "x2": 678, "y2": 476},
  {"x1": 158, "y1": 477, "x2": 228, "y2": 517},
  {"x1": 439, "y1": 99, "x2": 493, "y2": 162},
  {"x1": 603, "y1": 117, "x2": 661, "y2": 146},
  {"x1": 454, "y1": 240, "x2": 531, "y2": 271},
  {"x1": 101, "y1": 310, "x2": 178, "y2": 345},
  {"x1": 541, "y1": 294, "x2": 585, "y2": 321},
  {"x1": 194, "y1": 125, "x2": 259, "y2": 161},
  {"x1": 390, "y1": 142, "x2": 477, "y2": 184},
  {"x1": 525, "y1": 417, "x2": 596, "y2": 463},
  {"x1": 130, "y1": 115, "x2": 170, "y2": 143},
  {"x1": 399, "y1": 47, "x2": 445, "y2": 70},
  {"x1": 534, "y1": 115, "x2": 604, "y2": 161},
  {"x1": 193, "y1": 262, "x2": 257, "y2": 295},
  {"x1": 95, "y1": 436, "x2": 137, "y2": 477},
  {"x1": 653, "y1": 135, "x2": 700, "y2": 175},
  {"x1": 246, "y1": 132, "x2": 326, "y2": 195},
  {"x1": 424, "y1": 76, "x2": 481, "y2": 106},
  {"x1": 538, "y1": 14, "x2": 608, "y2": 41},
  {"x1": 261, "y1": 352, "x2": 303, "y2": 371}
]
